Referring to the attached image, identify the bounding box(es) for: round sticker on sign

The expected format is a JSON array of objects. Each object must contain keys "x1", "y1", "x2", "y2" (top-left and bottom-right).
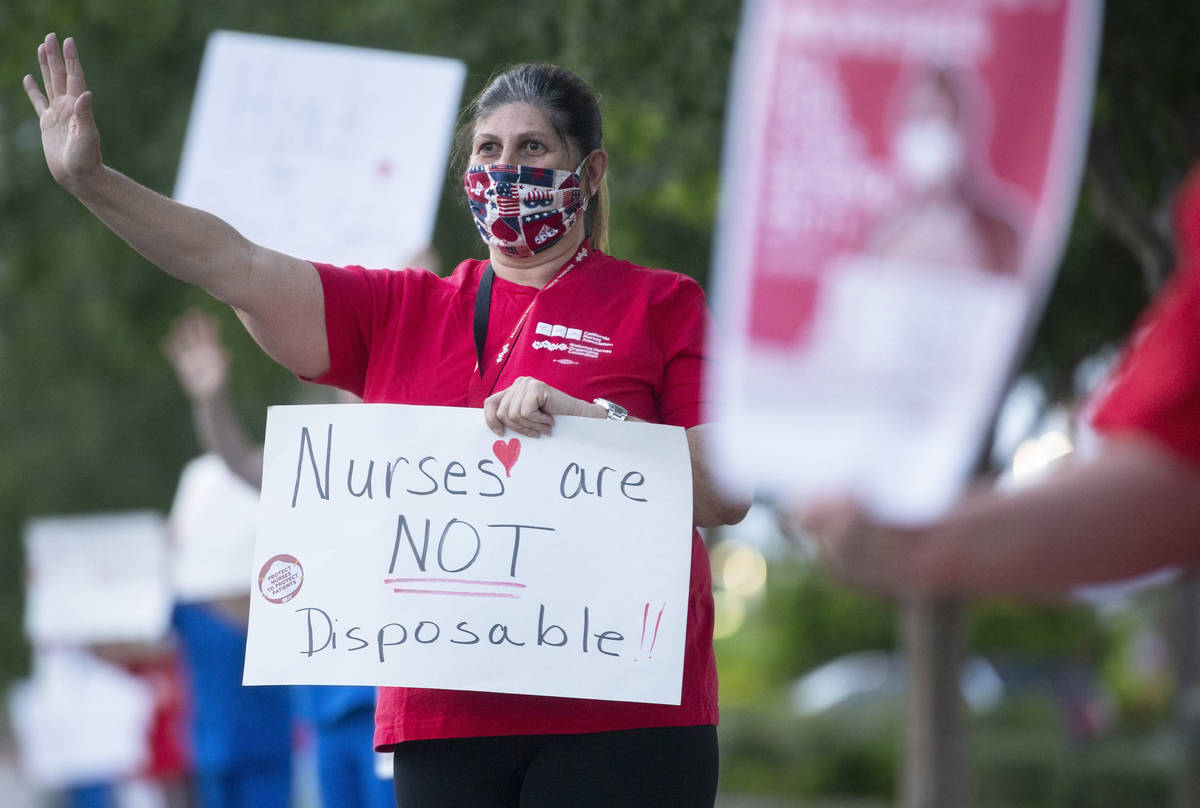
[{"x1": 258, "y1": 554, "x2": 304, "y2": 604}]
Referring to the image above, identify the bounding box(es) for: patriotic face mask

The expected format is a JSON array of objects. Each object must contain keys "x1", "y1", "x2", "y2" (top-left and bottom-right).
[{"x1": 464, "y1": 159, "x2": 591, "y2": 258}]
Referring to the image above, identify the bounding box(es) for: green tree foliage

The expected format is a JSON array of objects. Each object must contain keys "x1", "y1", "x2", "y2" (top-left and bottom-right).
[{"x1": 1023, "y1": 0, "x2": 1200, "y2": 399}]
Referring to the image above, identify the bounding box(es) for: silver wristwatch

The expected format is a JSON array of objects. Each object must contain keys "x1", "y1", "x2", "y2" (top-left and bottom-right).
[{"x1": 593, "y1": 397, "x2": 629, "y2": 421}]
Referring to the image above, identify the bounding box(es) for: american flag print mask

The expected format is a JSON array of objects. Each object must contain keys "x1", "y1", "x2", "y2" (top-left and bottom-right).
[{"x1": 464, "y1": 160, "x2": 590, "y2": 258}]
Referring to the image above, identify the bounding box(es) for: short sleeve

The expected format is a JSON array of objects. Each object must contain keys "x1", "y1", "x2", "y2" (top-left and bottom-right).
[
  {"x1": 1090, "y1": 270, "x2": 1200, "y2": 467},
  {"x1": 655, "y1": 276, "x2": 710, "y2": 429},
  {"x1": 1090, "y1": 169, "x2": 1200, "y2": 467},
  {"x1": 309, "y1": 262, "x2": 392, "y2": 397}
]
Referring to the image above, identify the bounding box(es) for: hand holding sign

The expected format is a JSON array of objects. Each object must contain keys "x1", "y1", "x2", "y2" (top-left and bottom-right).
[{"x1": 483, "y1": 375, "x2": 604, "y2": 438}]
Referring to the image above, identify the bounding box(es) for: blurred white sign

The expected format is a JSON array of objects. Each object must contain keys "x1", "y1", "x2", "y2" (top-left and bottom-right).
[
  {"x1": 244, "y1": 404, "x2": 693, "y2": 705},
  {"x1": 169, "y1": 454, "x2": 261, "y2": 602},
  {"x1": 24, "y1": 511, "x2": 172, "y2": 644},
  {"x1": 9, "y1": 649, "x2": 154, "y2": 787},
  {"x1": 174, "y1": 30, "x2": 466, "y2": 269}
]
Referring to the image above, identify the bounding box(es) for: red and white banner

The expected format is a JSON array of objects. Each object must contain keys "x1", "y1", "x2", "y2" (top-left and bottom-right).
[{"x1": 709, "y1": 0, "x2": 1103, "y2": 520}]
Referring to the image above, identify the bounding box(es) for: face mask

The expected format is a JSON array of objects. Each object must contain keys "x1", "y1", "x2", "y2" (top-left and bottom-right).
[
  {"x1": 464, "y1": 159, "x2": 591, "y2": 258},
  {"x1": 892, "y1": 117, "x2": 966, "y2": 192}
]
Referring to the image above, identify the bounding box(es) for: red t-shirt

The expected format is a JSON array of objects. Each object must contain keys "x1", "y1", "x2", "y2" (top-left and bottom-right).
[
  {"x1": 1091, "y1": 167, "x2": 1200, "y2": 467},
  {"x1": 311, "y1": 245, "x2": 719, "y2": 745}
]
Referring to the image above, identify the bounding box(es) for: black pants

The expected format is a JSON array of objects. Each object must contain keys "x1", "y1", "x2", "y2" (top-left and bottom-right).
[{"x1": 392, "y1": 724, "x2": 719, "y2": 807}]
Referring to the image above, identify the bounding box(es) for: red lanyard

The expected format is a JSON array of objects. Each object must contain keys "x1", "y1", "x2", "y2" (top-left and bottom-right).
[{"x1": 473, "y1": 243, "x2": 591, "y2": 389}]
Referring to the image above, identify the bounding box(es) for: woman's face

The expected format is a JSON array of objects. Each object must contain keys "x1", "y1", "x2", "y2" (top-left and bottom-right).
[{"x1": 470, "y1": 102, "x2": 576, "y2": 171}]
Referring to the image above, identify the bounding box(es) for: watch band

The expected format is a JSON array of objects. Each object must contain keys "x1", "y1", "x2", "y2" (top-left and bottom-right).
[{"x1": 593, "y1": 397, "x2": 629, "y2": 421}]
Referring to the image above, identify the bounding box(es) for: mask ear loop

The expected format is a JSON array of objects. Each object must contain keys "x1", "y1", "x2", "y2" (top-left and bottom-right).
[{"x1": 576, "y1": 151, "x2": 599, "y2": 213}]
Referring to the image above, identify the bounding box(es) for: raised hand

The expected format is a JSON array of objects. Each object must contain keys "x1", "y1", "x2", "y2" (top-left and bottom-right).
[
  {"x1": 19, "y1": 34, "x2": 331, "y2": 386},
  {"x1": 162, "y1": 309, "x2": 231, "y2": 402},
  {"x1": 23, "y1": 33, "x2": 102, "y2": 189}
]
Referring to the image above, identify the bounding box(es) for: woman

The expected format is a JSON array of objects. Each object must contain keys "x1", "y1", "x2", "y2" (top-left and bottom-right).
[{"x1": 26, "y1": 33, "x2": 748, "y2": 806}]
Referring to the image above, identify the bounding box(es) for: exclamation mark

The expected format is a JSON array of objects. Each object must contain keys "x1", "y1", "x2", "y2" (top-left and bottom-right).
[
  {"x1": 639, "y1": 602, "x2": 650, "y2": 660},
  {"x1": 648, "y1": 602, "x2": 666, "y2": 659},
  {"x1": 638, "y1": 602, "x2": 667, "y2": 660}
]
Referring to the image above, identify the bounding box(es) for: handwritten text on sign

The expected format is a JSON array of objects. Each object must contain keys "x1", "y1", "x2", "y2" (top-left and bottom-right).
[{"x1": 243, "y1": 404, "x2": 693, "y2": 705}]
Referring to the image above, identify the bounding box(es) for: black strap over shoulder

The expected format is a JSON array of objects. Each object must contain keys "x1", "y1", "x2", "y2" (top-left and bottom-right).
[{"x1": 473, "y1": 263, "x2": 495, "y2": 376}]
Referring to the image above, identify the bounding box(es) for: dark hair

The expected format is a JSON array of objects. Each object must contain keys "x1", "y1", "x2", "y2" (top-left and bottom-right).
[{"x1": 456, "y1": 63, "x2": 610, "y2": 251}]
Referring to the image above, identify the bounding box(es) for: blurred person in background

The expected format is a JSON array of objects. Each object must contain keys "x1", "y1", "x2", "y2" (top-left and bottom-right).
[
  {"x1": 801, "y1": 163, "x2": 1200, "y2": 597},
  {"x1": 55, "y1": 640, "x2": 190, "y2": 808},
  {"x1": 158, "y1": 452, "x2": 294, "y2": 808},
  {"x1": 165, "y1": 605, "x2": 292, "y2": 808},
  {"x1": 163, "y1": 308, "x2": 393, "y2": 808},
  {"x1": 162, "y1": 318, "x2": 296, "y2": 808},
  {"x1": 26, "y1": 33, "x2": 747, "y2": 807}
]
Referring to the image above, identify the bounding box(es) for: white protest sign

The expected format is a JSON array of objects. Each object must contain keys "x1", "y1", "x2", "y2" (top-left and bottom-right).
[
  {"x1": 709, "y1": 0, "x2": 1102, "y2": 520},
  {"x1": 8, "y1": 649, "x2": 154, "y2": 788},
  {"x1": 245, "y1": 405, "x2": 694, "y2": 705},
  {"x1": 23, "y1": 511, "x2": 172, "y2": 645},
  {"x1": 174, "y1": 31, "x2": 466, "y2": 269},
  {"x1": 169, "y1": 454, "x2": 261, "y2": 602}
]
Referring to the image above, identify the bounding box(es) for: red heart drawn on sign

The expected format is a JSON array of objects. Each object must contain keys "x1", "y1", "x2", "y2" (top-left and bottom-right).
[{"x1": 492, "y1": 438, "x2": 521, "y2": 477}]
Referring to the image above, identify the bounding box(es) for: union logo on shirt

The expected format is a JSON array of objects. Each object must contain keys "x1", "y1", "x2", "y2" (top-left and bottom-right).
[{"x1": 532, "y1": 322, "x2": 614, "y2": 361}]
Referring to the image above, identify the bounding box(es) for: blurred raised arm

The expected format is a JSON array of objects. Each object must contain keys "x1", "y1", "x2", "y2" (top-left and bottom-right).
[
  {"x1": 162, "y1": 309, "x2": 265, "y2": 488},
  {"x1": 23, "y1": 33, "x2": 330, "y2": 379},
  {"x1": 800, "y1": 436, "x2": 1200, "y2": 596}
]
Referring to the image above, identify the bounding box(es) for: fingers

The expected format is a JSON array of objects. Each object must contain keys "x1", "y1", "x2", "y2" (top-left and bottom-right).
[
  {"x1": 798, "y1": 496, "x2": 860, "y2": 540},
  {"x1": 482, "y1": 395, "x2": 503, "y2": 435},
  {"x1": 23, "y1": 74, "x2": 48, "y2": 116},
  {"x1": 165, "y1": 310, "x2": 222, "y2": 355},
  {"x1": 162, "y1": 312, "x2": 230, "y2": 399},
  {"x1": 804, "y1": 499, "x2": 871, "y2": 568},
  {"x1": 74, "y1": 91, "x2": 94, "y2": 125},
  {"x1": 37, "y1": 41, "x2": 53, "y2": 103},
  {"x1": 43, "y1": 33, "x2": 66, "y2": 100},
  {"x1": 32, "y1": 33, "x2": 83, "y2": 103},
  {"x1": 63, "y1": 37, "x2": 88, "y2": 98},
  {"x1": 797, "y1": 497, "x2": 909, "y2": 593},
  {"x1": 161, "y1": 320, "x2": 192, "y2": 368},
  {"x1": 27, "y1": 34, "x2": 69, "y2": 116},
  {"x1": 488, "y1": 393, "x2": 555, "y2": 438},
  {"x1": 483, "y1": 377, "x2": 556, "y2": 438}
]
